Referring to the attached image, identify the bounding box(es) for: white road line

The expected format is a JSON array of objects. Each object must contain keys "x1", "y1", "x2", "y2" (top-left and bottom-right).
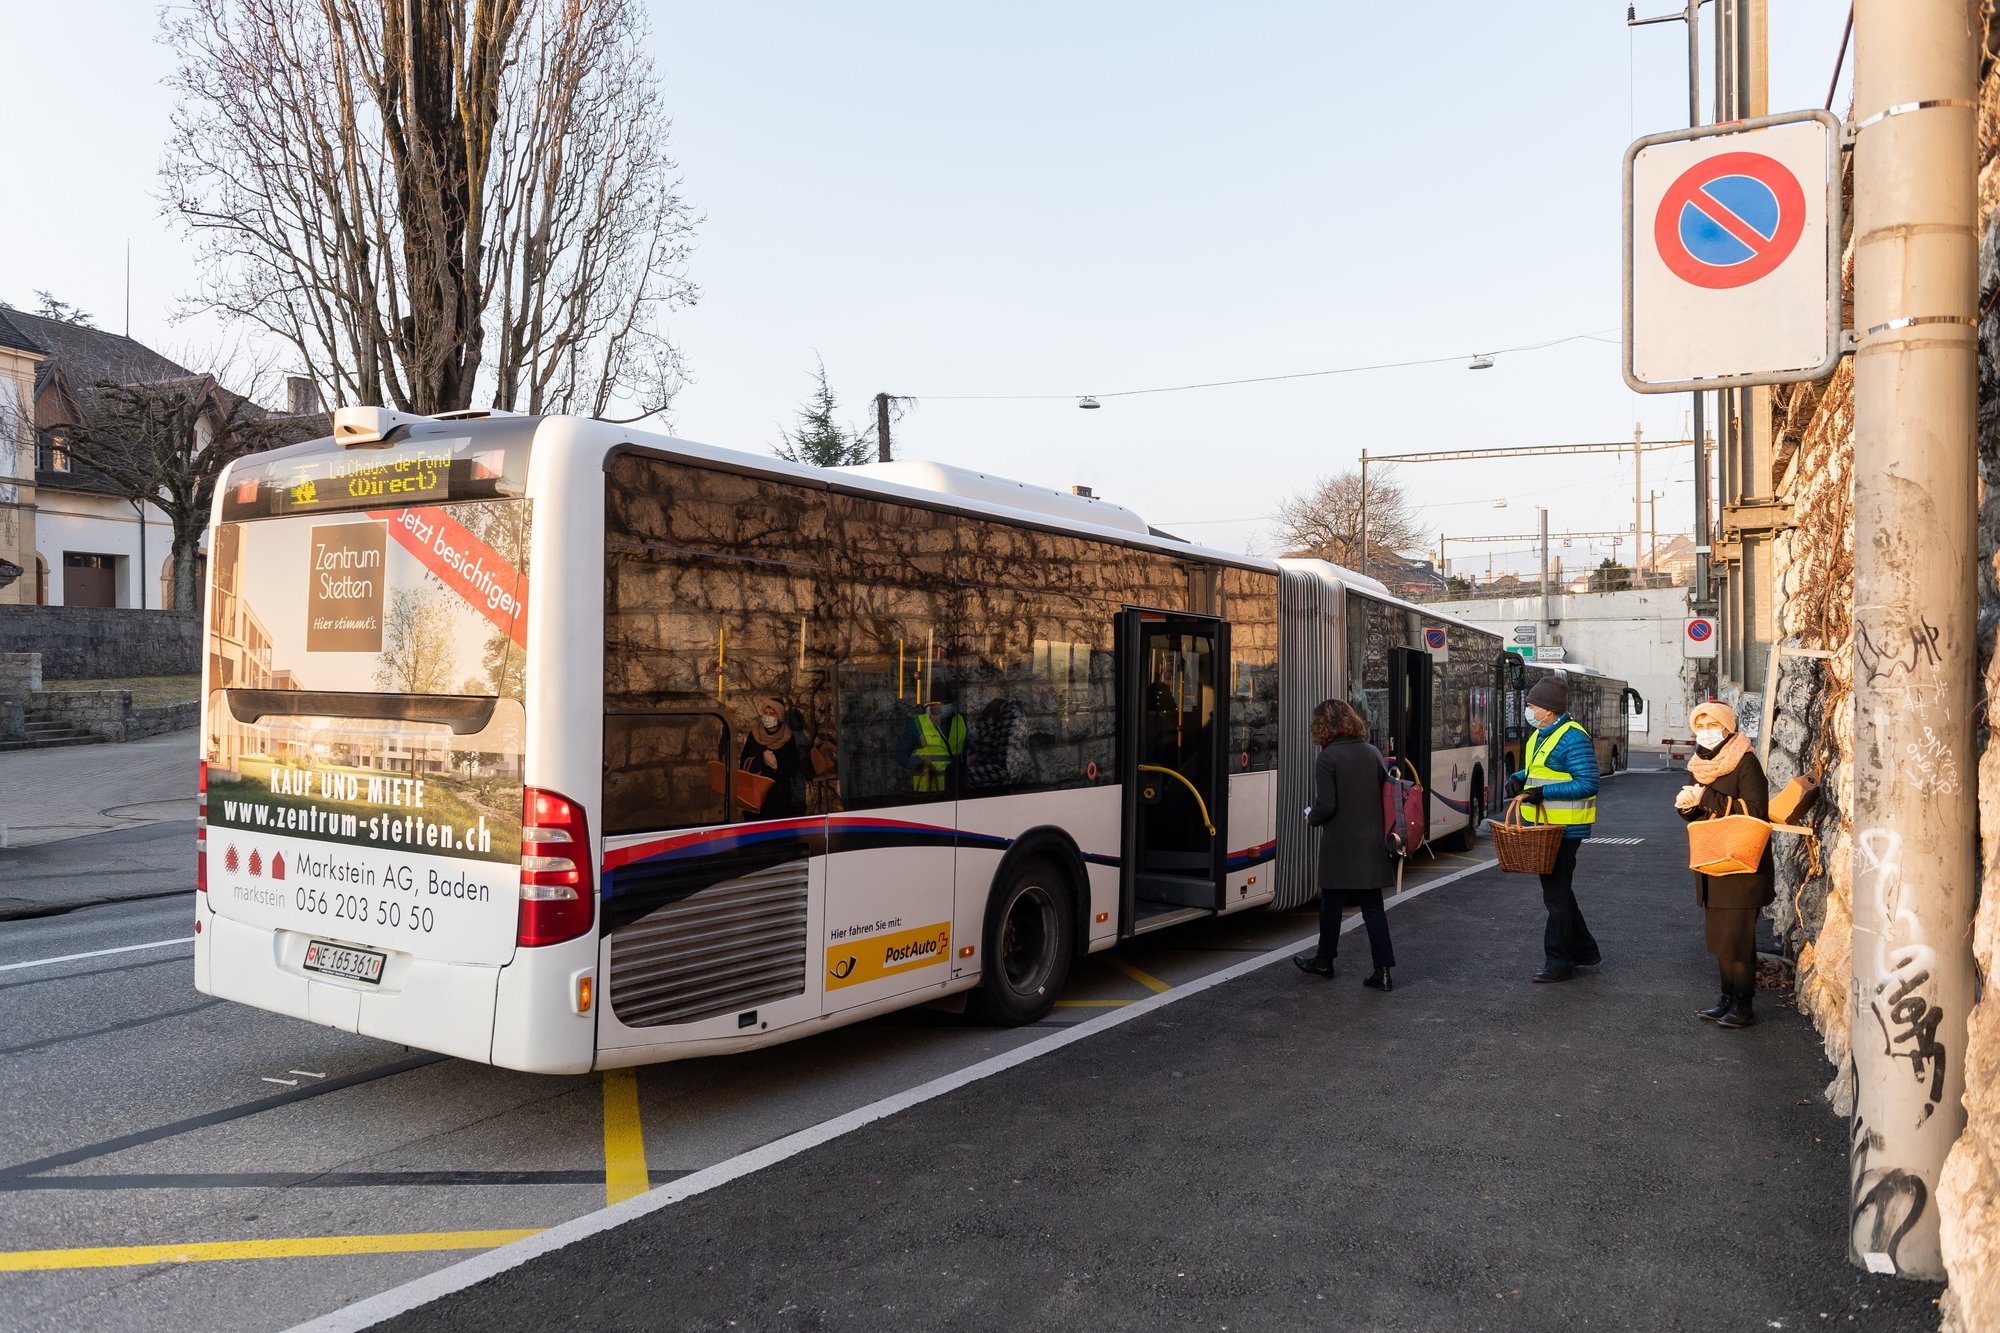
[
  {"x1": 0, "y1": 936, "x2": 195, "y2": 974},
  {"x1": 295, "y1": 856, "x2": 1499, "y2": 1333}
]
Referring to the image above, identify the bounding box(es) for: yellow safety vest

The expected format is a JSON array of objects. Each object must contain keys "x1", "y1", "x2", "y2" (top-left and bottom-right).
[
  {"x1": 912, "y1": 712, "x2": 966, "y2": 793},
  {"x1": 1522, "y1": 719, "x2": 1596, "y2": 828}
]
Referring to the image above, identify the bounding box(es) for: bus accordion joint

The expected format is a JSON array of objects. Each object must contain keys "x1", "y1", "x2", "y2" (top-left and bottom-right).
[{"x1": 518, "y1": 788, "x2": 595, "y2": 948}]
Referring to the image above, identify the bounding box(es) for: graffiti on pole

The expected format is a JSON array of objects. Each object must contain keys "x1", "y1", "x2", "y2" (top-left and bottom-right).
[
  {"x1": 1857, "y1": 828, "x2": 1949, "y2": 1122},
  {"x1": 1849, "y1": 1102, "x2": 1929, "y2": 1272}
]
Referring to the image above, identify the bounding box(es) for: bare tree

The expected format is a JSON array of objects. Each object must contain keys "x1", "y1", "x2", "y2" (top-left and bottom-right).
[
  {"x1": 1273, "y1": 468, "x2": 1425, "y2": 569},
  {"x1": 30, "y1": 363, "x2": 286, "y2": 612},
  {"x1": 163, "y1": 0, "x2": 698, "y2": 420}
]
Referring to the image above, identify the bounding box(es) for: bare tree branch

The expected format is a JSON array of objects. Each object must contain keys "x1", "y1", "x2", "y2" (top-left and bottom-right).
[
  {"x1": 162, "y1": 0, "x2": 696, "y2": 420},
  {"x1": 1273, "y1": 468, "x2": 1425, "y2": 570}
]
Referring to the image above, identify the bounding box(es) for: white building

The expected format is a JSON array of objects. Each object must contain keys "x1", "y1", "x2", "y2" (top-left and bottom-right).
[{"x1": 2, "y1": 308, "x2": 322, "y2": 608}]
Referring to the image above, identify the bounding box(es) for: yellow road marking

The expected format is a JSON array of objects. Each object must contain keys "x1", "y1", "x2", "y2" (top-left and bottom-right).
[
  {"x1": 601, "y1": 1068, "x2": 650, "y2": 1206},
  {"x1": 1052, "y1": 998, "x2": 1136, "y2": 1008},
  {"x1": 0, "y1": 1230, "x2": 540, "y2": 1272},
  {"x1": 1104, "y1": 956, "x2": 1171, "y2": 994}
]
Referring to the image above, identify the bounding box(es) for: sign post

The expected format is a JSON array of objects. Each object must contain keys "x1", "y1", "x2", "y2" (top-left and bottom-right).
[{"x1": 1623, "y1": 110, "x2": 1844, "y2": 392}]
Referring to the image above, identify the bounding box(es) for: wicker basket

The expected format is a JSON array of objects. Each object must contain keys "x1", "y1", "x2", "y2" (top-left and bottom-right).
[
  {"x1": 1492, "y1": 795, "x2": 1565, "y2": 875},
  {"x1": 1687, "y1": 797, "x2": 1771, "y2": 876}
]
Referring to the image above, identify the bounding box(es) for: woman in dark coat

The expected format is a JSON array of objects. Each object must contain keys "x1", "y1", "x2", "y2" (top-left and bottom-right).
[
  {"x1": 1674, "y1": 700, "x2": 1773, "y2": 1029},
  {"x1": 739, "y1": 697, "x2": 803, "y2": 819},
  {"x1": 1293, "y1": 698, "x2": 1398, "y2": 991}
]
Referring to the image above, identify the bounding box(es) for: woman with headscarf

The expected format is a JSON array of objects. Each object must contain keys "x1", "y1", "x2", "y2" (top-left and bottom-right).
[
  {"x1": 1292, "y1": 698, "x2": 1397, "y2": 991},
  {"x1": 740, "y1": 697, "x2": 802, "y2": 819},
  {"x1": 1673, "y1": 700, "x2": 1772, "y2": 1029}
]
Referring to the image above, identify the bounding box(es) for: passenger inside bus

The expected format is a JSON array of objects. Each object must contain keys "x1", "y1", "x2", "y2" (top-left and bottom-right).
[{"x1": 738, "y1": 696, "x2": 805, "y2": 818}]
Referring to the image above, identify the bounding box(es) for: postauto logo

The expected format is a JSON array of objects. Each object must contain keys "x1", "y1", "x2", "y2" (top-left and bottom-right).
[{"x1": 826, "y1": 922, "x2": 951, "y2": 991}]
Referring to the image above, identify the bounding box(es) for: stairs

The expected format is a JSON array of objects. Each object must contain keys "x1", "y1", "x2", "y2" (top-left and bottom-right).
[{"x1": 0, "y1": 720, "x2": 107, "y2": 752}]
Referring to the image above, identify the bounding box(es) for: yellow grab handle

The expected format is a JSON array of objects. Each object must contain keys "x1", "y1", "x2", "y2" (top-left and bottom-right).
[{"x1": 1137, "y1": 764, "x2": 1217, "y2": 836}]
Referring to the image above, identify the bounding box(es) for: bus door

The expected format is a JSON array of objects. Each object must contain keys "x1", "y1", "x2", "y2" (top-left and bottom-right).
[
  {"x1": 1116, "y1": 610, "x2": 1229, "y2": 934},
  {"x1": 1388, "y1": 646, "x2": 1433, "y2": 792}
]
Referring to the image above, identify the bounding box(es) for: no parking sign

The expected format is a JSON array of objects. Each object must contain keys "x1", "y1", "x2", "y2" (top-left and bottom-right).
[
  {"x1": 1684, "y1": 616, "x2": 1718, "y2": 659},
  {"x1": 1624, "y1": 110, "x2": 1842, "y2": 392}
]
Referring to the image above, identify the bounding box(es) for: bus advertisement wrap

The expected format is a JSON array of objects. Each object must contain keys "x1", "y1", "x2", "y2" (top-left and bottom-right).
[{"x1": 205, "y1": 499, "x2": 532, "y2": 965}]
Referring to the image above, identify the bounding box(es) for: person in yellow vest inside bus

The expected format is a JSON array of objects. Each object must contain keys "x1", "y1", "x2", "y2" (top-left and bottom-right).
[
  {"x1": 1508, "y1": 674, "x2": 1601, "y2": 983},
  {"x1": 900, "y1": 698, "x2": 966, "y2": 796}
]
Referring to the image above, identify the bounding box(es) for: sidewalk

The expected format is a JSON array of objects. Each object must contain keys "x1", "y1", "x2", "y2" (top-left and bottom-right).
[
  {"x1": 0, "y1": 729, "x2": 197, "y2": 918},
  {"x1": 381, "y1": 771, "x2": 1944, "y2": 1331}
]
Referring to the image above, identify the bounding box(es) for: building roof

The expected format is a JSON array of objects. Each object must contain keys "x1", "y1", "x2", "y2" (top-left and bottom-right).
[
  {"x1": 0, "y1": 308, "x2": 45, "y2": 357},
  {"x1": 2, "y1": 308, "x2": 196, "y2": 404}
]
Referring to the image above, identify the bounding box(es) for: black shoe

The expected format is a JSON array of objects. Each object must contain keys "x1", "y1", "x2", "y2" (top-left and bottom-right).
[
  {"x1": 1363, "y1": 968, "x2": 1393, "y2": 992},
  {"x1": 1697, "y1": 993, "x2": 1733, "y2": 1021},
  {"x1": 1293, "y1": 953, "x2": 1334, "y2": 978},
  {"x1": 1531, "y1": 968, "x2": 1575, "y2": 983},
  {"x1": 1575, "y1": 951, "x2": 1603, "y2": 967},
  {"x1": 1717, "y1": 995, "x2": 1755, "y2": 1028}
]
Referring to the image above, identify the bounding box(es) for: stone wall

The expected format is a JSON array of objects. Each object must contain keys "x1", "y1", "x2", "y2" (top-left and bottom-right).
[
  {"x1": 0, "y1": 606, "x2": 199, "y2": 679},
  {"x1": 0, "y1": 652, "x2": 39, "y2": 696},
  {"x1": 22, "y1": 691, "x2": 198, "y2": 743}
]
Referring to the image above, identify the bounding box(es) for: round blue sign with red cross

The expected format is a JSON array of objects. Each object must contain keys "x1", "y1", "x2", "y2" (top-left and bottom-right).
[
  {"x1": 1687, "y1": 618, "x2": 1715, "y2": 643},
  {"x1": 1424, "y1": 628, "x2": 1448, "y2": 651},
  {"x1": 1653, "y1": 152, "x2": 1806, "y2": 290}
]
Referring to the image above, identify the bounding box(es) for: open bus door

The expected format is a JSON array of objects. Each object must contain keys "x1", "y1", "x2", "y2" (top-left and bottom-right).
[
  {"x1": 1117, "y1": 609, "x2": 1229, "y2": 935},
  {"x1": 1388, "y1": 645, "x2": 1433, "y2": 793}
]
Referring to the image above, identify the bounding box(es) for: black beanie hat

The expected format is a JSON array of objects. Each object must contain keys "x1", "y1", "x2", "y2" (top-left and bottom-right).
[{"x1": 1525, "y1": 675, "x2": 1569, "y2": 715}]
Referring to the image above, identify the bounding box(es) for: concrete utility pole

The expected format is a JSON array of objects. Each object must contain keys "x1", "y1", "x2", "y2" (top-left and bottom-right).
[
  {"x1": 875, "y1": 393, "x2": 893, "y2": 463},
  {"x1": 1632, "y1": 423, "x2": 1644, "y2": 582},
  {"x1": 1538, "y1": 506, "x2": 1551, "y2": 633},
  {"x1": 1359, "y1": 448, "x2": 1370, "y2": 578},
  {"x1": 1846, "y1": 0, "x2": 1978, "y2": 1281}
]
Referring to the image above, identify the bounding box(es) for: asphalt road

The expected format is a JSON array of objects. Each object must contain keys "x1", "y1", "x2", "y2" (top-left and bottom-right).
[
  {"x1": 3, "y1": 812, "x2": 1493, "y2": 1331},
  {"x1": 366, "y1": 772, "x2": 1944, "y2": 1333}
]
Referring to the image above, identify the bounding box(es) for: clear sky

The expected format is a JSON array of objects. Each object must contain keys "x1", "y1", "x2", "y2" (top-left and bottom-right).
[{"x1": 0, "y1": 1, "x2": 1853, "y2": 576}]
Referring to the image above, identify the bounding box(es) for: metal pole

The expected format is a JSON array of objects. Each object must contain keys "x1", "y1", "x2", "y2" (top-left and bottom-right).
[
  {"x1": 1360, "y1": 446, "x2": 1376, "y2": 576},
  {"x1": 1846, "y1": 0, "x2": 1977, "y2": 1281},
  {"x1": 875, "y1": 393, "x2": 892, "y2": 463},
  {"x1": 1439, "y1": 531, "x2": 1447, "y2": 585},
  {"x1": 1538, "y1": 506, "x2": 1550, "y2": 633},
  {"x1": 1688, "y1": 0, "x2": 1712, "y2": 613},
  {"x1": 1633, "y1": 424, "x2": 1644, "y2": 585}
]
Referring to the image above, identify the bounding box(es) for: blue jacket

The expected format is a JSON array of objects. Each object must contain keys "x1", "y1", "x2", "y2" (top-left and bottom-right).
[{"x1": 1510, "y1": 714, "x2": 1600, "y2": 841}]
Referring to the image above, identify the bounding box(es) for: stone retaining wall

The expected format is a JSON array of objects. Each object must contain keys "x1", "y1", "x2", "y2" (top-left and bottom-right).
[
  {"x1": 0, "y1": 606, "x2": 199, "y2": 678},
  {"x1": 23, "y1": 692, "x2": 198, "y2": 743}
]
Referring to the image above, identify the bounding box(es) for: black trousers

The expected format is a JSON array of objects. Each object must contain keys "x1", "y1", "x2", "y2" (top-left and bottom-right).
[
  {"x1": 1538, "y1": 839, "x2": 1598, "y2": 971},
  {"x1": 1317, "y1": 888, "x2": 1395, "y2": 970}
]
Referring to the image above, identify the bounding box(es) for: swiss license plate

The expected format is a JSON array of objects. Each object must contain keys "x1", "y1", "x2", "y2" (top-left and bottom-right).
[{"x1": 302, "y1": 940, "x2": 387, "y2": 984}]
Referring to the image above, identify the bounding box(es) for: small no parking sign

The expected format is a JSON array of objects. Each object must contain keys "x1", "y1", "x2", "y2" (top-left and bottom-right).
[
  {"x1": 1423, "y1": 626, "x2": 1448, "y2": 662},
  {"x1": 1684, "y1": 616, "x2": 1718, "y2": 659}
]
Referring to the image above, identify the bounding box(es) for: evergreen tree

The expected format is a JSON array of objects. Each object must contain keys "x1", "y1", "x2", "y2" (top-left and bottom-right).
[{"x1": 775, "y1": 358, "x2": 874, "y2": 468}]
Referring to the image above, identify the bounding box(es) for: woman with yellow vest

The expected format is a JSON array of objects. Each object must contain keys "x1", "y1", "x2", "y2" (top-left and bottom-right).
[{"x1": 1508, "y1": 674, "x2": 1601, "y2": 983}]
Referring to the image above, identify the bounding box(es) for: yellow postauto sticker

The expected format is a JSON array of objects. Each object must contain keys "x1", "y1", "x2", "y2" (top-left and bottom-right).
[{"x1": 826, "y1": 921, "x2": 951, "y2": 991}]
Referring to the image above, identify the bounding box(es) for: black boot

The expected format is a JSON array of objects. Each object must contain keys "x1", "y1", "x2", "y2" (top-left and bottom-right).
[
  {"x1": 1716, "y1": 990, "x2": 1755, "y2": 1028},
  {"x1": 1293, "y1": 953, "x2": 1334, "y2": 978},
  {"x1": 1697, "y1": 993, "x2": 1733, "y2": 1021},
  {"x1": 1362, "y1": 968, "x2": 1392, "y2": 992}
]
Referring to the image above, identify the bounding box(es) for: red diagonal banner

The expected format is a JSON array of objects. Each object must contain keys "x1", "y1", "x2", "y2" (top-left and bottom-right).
[{"x1": 370, "y1": 506, "x2": 529, "y2": 649}]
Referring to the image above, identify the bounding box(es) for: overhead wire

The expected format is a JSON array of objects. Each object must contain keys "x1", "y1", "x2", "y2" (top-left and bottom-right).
[{"x1": 907, "y1": 331, "x2": 1619, "y2": 402}]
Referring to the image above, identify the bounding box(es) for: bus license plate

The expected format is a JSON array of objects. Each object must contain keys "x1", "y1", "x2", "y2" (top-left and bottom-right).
[{"x1": 303, "y1": 941, "x2": 387, "y2": 985}]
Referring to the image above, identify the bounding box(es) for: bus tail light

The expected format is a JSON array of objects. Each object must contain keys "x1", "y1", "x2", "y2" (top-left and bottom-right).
[
  {"x1": 196, "y1": 761, "x2": 208, "y2": 893},
  {"x1": 518, "y1": 787, "x2": 594, "y2": 947}
]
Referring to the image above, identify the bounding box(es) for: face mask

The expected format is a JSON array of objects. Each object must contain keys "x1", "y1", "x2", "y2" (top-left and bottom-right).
[
  {"x1": 1525, "y1": 707, "x2": 1548, "y2": 726},
  {"x1": 761, "y1": 714, "x2": 781, "y2": 732},
  {"x1": 1694, "y1": 727, "x2": 1727, "y2": 748}
]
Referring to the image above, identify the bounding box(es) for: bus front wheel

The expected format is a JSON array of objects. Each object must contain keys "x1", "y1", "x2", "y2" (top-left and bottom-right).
[{"x1": 968, "y1": 856, "x2": 1074, "y2": 1025}]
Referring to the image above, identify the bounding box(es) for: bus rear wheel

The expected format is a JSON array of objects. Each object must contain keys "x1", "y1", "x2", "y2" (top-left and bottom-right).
[{"x1": 968, "y1": 856, "x2": 1074, "y2": 1025}]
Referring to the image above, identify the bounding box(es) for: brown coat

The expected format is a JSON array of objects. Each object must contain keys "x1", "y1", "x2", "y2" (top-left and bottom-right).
[{"x1": 1677, "y1": 748, "x2": 1776, "y2": 910}]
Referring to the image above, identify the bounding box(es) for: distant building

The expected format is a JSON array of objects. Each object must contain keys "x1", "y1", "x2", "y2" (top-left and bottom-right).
[
  {"x1": 0, "y1": 307, "x2": 327, "y2": 609},
  {"x1": 0, "y1": 309, "x2": 44, "y2": 605}
]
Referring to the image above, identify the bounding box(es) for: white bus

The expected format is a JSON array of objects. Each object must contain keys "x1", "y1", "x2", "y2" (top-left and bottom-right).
[{"x1": 196, "y1": 408, "x2": 1507, "y2": 1073}]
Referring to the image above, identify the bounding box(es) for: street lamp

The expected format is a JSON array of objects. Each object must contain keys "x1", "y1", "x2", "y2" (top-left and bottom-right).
[
  {"x1": 1077, "y1": 396, "x2": 1101, "y2": 410},
  {"x1": 1468, "y1": 354, "x2": 1495, "y2": 370}
]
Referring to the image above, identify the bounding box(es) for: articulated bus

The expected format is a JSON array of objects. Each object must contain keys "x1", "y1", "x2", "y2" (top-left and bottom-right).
[{"x1": 198, "y1": 408, "x2": 1524, "y2": 1073}]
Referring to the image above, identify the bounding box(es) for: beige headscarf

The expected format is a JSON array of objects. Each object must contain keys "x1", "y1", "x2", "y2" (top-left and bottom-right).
[{"x1": 1687, "y1": 701, "x2": 1751, "y2": 785}]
